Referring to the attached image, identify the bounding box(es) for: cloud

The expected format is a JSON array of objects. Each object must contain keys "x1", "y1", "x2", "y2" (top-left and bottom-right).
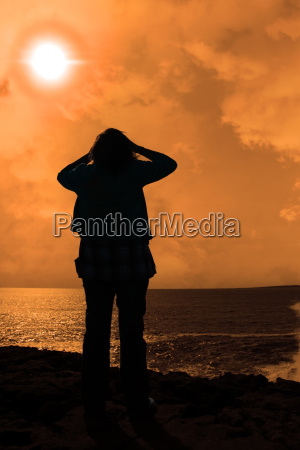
[
  {"x1": 172, "y1": 142, "x2": 203, "y2": 173},
  {"x1": 280, "y1": 205, "x2": 300, "y2": 222},
  {"x1": 293, "y1": 178, "x2": 300, "y2": 190},
  {"x1": 0, "y1": 79, "x2": 9, "y2": 96},
  {"x1": 56, "y1": 65, "x2": 160, "y2": 122},
  {"x1": 266, "y1": 14, "x2": 300, "y2": 40},
  {"x1": 173, "y1": 1, "x2": 300, "y2": 161},
  {"x1": 184, "y1": 41, "x2": 267, "y2": 81}
]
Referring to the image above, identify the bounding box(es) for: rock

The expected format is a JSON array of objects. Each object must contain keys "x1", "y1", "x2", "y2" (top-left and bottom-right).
[{"x1": 0, "y1": 430, "x2": 31, "y2": 446}]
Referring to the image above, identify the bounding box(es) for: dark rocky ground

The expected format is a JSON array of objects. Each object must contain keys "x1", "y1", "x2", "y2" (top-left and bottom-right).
[{"x1": 1, "y1": 346, "x2": 300, "y2": 449}]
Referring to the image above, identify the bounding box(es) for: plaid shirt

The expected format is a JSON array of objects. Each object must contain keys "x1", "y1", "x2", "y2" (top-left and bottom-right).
[{"x1": 75, "y1": 238, "x2": 156, "y2": 282}]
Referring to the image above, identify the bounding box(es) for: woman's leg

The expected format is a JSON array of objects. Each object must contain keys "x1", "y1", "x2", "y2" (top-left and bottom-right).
[
  {"x1": 81, "y1": 279, "x2": 115, "y2": 415},
  {"x1": 116, "y1": 278, "x2": 150, "y2": 412}
]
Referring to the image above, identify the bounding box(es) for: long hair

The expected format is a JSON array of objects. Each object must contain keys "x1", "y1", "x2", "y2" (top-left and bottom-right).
[{"x1": 89, "y1": 128, "x2": 138, "y2": 174}]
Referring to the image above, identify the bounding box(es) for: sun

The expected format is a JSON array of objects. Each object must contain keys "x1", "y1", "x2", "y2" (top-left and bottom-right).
[{"x1": 30, "y1": 43, "x2": 68, "y2": 81}]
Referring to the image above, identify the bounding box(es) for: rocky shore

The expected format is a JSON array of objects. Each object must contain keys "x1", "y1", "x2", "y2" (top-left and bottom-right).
[{"x1": 1, "y1": 346, "x2": 300, "y2": 449}]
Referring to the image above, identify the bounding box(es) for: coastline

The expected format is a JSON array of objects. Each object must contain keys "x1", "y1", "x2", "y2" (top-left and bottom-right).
[{"x1": 1, "y1": 346, "x2": 300, "y2": 449}]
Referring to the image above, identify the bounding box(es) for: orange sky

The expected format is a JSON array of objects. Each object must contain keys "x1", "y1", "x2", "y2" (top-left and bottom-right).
[{"x1": 1, "y1": 0, "x2": 300, "y2": 288}]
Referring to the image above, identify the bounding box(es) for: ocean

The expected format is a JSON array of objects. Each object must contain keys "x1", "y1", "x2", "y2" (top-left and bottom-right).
[{"x1": 1, "y1": 286, "x2": 300, "y2": 381}]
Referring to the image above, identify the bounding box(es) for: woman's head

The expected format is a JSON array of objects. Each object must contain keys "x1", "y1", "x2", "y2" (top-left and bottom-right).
[{"x1": 89, "y1": 128, "x2": 137, "y2": 172}]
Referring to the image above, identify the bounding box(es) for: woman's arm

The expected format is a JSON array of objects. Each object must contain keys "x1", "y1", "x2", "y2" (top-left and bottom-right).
[
  {"x1": 58, "y1": 153, "x2": 90, "y2": 176},
  {"x1": 134, "y1": 145, "x2": 177, "y2": 166},
  {"x1": 57, "y1": 153, "x2": 90, "y2": 191},
  {"x1": 132, "y1": 145, "x2": 177, "y2": 186}
]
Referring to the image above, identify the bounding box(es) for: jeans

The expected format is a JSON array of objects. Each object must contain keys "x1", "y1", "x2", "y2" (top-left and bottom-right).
[{"x1": 81, "y1": 277, "x2": 150, "y2": 413}]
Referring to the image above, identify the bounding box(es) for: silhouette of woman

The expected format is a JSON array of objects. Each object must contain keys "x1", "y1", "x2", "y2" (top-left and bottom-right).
[{"x1": 57, "y1": 128, "x2": 177, "y2": 418}]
